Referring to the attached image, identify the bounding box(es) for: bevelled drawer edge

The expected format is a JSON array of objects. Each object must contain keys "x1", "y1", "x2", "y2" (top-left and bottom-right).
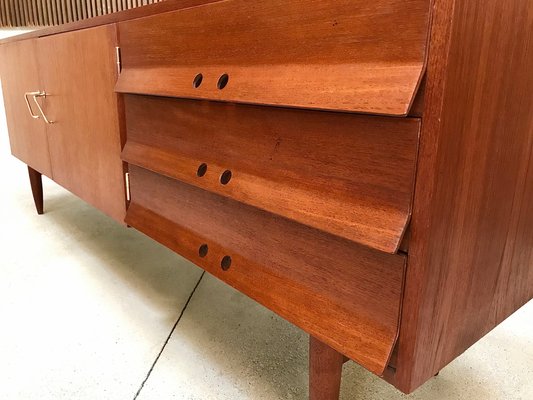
[
  {"x1": 125, "y1": 165, "x2": 407, "y2": 375},
  {"x1": 115, "y1": 0, "x2": 431, "y2": 116},
  {"x1": 115, "y1": 64, "x2": 425, "y2": 116},
  {"x1": 121, "y1": 94, "x2": 421, "y2": 254}
]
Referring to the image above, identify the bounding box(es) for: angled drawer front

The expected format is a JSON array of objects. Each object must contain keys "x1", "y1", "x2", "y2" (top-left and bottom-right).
[
  {"x1": 122, "y1": 95, "x2": 420, "y2": 253},
  {"x1": 116, "y1": 0, "x2": 431, "y2": 115},
  {"x1": 125, "y1": 165, "x2": 406, "y2": 375}
]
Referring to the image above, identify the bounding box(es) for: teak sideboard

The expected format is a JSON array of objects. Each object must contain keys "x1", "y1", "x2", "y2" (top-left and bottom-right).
[{"x1": 1, "y1": 0, "x2": 531, "y2": 398}]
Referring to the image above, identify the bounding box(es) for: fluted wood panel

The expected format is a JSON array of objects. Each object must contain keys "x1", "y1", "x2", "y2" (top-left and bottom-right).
[{"x1": 0, "y1": 0, "x2": 161, "y2": 27}]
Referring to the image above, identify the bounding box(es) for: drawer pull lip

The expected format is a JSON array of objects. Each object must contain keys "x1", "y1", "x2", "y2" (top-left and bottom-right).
[
  {"x1": 193, "y1": 73, "x2": 203, "y2": 88},
  {"x1": 124, "y1": 165, "x2": 407, "y2": 374},
  {"x1": 220, "y1": 169, "x2": 232, "y2": 185},
  {"x1": 197, "y1": 163, "x2": 208, "y2": 177},
  {"x1": 217, "y1": 73, "x2": 229, "y2": 90},
  {"x1": 221, "y1": 255, "x2": 232, "y2": 271},
  {"x1": 121, "y1": 95, "x2": 421, "y2": 253},
  {"x1": 198, "y1": 244, "x2": 209, "y2": 258}
]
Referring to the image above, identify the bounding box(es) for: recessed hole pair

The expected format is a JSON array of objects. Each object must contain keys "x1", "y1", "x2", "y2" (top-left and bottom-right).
[
  {"x1": 197, "y1": 244, "x2": 232, "y2": 271},
  {"x1": 196, "y1": 163, "x2": 232, "y2": 185},
  {"x1": 192, "y1": 73, "x2": 229, "y2": 89}
]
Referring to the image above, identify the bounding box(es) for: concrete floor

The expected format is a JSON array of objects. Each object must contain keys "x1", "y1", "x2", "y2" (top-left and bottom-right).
[{"x1": 0, "y1": 29, "x2": 532, "y2": 400}]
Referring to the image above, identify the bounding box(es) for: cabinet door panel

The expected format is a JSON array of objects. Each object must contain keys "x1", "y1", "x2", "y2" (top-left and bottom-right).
[
  {"x1": 37, "y1": 25, "x2": 126, "y2": 222},
  {"x1": 0, "y1": 39, "x2": 52, "y2": 177}
]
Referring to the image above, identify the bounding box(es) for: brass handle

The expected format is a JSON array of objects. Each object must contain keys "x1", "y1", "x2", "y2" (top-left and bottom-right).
[
  {"x1": 32, "y1": 91, "x2": 54, "y2": 124},
  {"x1": 24, "y1": 91, "x2": 41, "y2": 119}
]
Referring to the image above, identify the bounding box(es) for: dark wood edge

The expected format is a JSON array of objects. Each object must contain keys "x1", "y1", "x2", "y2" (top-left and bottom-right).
[
  {"x1": 0, "y1": 0, "x2": 224, "y2": 44},
  {"x1": 28, "y1": 166, "x2": 44, "y2": 215}
]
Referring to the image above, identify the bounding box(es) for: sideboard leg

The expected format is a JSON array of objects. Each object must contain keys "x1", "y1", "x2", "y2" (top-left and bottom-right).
[
  {"x1": 28, "y1": 166, "x2": 44, "y2": 215},
  {"x1": 309, "y1": 335, "x2": 344, "y2": 400}
]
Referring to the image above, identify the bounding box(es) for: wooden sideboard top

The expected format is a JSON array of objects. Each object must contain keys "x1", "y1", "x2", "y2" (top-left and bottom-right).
[{"x1": 0, "y1": 0, "x2": 223, "y2": 44}]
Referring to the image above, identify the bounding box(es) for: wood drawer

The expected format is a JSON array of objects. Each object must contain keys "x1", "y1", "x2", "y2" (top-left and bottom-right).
[
  {"x1": 125, "y1": 165, "x2": 406, "y2": 375},
  {"x1": 122, "y1": 95, "x2": 420, "y2": 253},
  {"x1": 116, "y1": 0, "x2": 431, "y2": 115}
]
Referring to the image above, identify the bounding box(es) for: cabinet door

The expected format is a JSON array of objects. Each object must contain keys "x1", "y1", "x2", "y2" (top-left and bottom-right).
[
  {"x1": 0, "y1": 39, "x2": 52, "y2": 177},
  {"x1": 37, "y1": 25, "x2": 126, "y2": 223}
]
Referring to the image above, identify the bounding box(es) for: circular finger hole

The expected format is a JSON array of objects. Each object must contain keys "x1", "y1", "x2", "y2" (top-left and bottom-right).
[
  {"x1": 217, "y1": 73, "x2": 229, "y2": 90},
  {"x1": 198, "y1": 244, "x2": 209, "y2": 258},
  {"x1": 221, "y1": 255, "x2": 232, "y2": 271},
  {"x1": 193, "y1": 73, "x2": 203, "y2": 88},
  {"x1": 197, "y1": 163, "x2": 208, "y2": 177},
  {"x1": 220, "y1": 170, "x2": 232, "y2": 185}
]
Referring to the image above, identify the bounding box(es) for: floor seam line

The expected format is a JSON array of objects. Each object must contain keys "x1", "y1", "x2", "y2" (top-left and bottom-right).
[{"x1": 132, "y1": 270, "x2": 206, "y2": 400}]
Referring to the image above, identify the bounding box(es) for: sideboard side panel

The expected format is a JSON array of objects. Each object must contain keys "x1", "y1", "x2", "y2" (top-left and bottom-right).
[{"x1": 394, "y1": 0, "x2": 533, "y2": 393}]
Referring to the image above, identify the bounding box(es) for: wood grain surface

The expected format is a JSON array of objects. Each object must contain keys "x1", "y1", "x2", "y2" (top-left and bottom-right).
[
  {"x1": 125, "y1": 165, "x2": 407, "y2": 375},
  {"x1": 122, "y1": 95, "x2": 420, "y2": 253},
  {"x1": 116, "y1": 0, "x2": 431, "y2": 115},
  {"x1": 0, "y1": 38, "x2": 52, "y2": 177},
  {"x1": 391, "y1": 0, "x2": 533, "y2": 392},
  {"x1": 3, "y1": 0, "x2": 531, "y2": 396},
  {"x1": 36, "y1": 25, "x2": 126, "y2": 223}
]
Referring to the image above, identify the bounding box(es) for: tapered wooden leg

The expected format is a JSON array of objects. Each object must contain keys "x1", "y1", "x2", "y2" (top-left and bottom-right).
[
  {"x1": 309, "y1": 336, "x2": 344, "y2": 400},
  {"x1": 28, "y1": 166, "x2": 44, "y2": 215}
]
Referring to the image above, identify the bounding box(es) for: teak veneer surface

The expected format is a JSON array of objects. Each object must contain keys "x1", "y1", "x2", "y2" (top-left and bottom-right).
[
  {"x1": 392, "y1": 0, "x2": 533, "y2": 392},
  {"x1": 116, "y1": 0, "x2": 431, "y2": 115},
  {"x1": 122, "y1": 95, "x2": 420, "y2": 253},
  {"x1": 125, "y1": 165, "x2": 407, "y2": 375},
  {"x1": 36, "y1": 25, "x2": 126, "y2": 223},
  {"x1": 0, "y1": 39, "x2": 52, "y2": 177}
]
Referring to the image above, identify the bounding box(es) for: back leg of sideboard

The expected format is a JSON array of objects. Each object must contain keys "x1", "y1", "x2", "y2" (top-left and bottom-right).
[
  {"x1": 309, "y1": 335, "x2": 345, "y2": 400},
  {"x1": 27, "y1": 166, "x2": 44, "y2": 215}
]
